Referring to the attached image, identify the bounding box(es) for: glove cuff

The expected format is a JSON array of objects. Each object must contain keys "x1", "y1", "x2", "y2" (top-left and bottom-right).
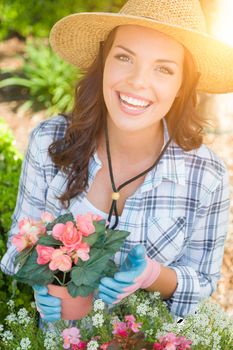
[{"x1": 140, "y1": 257, "x2": 161, "y2": 289}]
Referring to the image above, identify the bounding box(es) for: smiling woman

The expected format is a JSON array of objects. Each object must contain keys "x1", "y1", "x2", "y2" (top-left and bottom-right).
[{"x1": 1, "y1": 0, "x2": 233, "y2": 322}]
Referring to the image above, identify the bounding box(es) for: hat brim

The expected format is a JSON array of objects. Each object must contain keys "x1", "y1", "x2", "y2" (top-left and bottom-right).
[{"x1": 50, "y1": 12, "x2": 233, "y2": 94}]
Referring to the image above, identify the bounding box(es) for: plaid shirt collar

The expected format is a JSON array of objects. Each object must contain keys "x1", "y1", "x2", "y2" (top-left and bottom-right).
[{"x1": 92, "y1": 118, "x2": 186, "y2": 194}]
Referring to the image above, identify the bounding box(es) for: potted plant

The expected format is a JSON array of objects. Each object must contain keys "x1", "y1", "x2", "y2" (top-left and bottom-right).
[{"x1": 12, "y1": 211, "x2": 130, "y2": 320}]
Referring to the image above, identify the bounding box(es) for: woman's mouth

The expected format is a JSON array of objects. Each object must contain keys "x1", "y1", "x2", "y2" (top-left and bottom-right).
[{"x1": 116, "y1": 91, "x2": 153, "y2": 116}]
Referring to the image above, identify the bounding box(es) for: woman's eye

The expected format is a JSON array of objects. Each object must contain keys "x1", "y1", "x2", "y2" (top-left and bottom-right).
[
  {"x1": 155, "y1": 65, "x2": 173, "y2": 75},
  {"x1": 114, "y1": 54, "x2": 132, "y2": 63}
]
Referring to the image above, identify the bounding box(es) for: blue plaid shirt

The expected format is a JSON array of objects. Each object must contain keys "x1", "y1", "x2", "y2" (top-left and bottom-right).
[{"x1": 0, "y1": 115, "x2": 230, "y2": 317}]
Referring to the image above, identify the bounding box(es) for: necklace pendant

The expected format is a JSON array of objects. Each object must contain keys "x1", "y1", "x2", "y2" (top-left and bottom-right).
[{"x1": 112, "y1": 192, "x2": 120, "y2": 201}]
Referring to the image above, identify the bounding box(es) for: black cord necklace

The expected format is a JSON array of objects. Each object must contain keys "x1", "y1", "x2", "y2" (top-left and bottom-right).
[{"x1": 105, "y1": 123, "x2": 173, "y2": 229}]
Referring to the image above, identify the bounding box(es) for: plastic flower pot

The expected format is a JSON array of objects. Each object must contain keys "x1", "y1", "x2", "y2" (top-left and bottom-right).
[{"x1": 47, "y1": 284, "x2": 93, "y2": 320}]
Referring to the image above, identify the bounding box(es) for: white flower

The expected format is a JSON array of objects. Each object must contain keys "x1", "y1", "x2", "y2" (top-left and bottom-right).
[
  {"x1": 0, "y1": 324, "x2": 4, "y2": 332},
  {"x1": 43, "y1": 330, "x2": 58, "y2": 350},
  {"x1": 1, "y1": 330, "x2": 13, "y2": 343},
  {"x1": 149, "y1": 291, "x2": 160, "y2": 300},
  {"x1": 93, "y1": 299, "x2": 105, "y2": 312},
  {"x1": 20, "y1": 337, "x2": 31, "y2": 350},
  {"x1": 111, "y1": 316, "x2": 120, "y2": 325},
  {"x1": 136, "y1": 302, "x2": 149, "y2": 316},
  {"x1": 17, "y1": 308, "x2": 31, "y2": 325},
  {"x1": 7, "y1": 300, "x2": 15, "y2": 309},
  {"x1": 30, "y1": 302, "x2": 36, "y2": 309},
  {"x1": 92, "y1": 313, "x2": 104, "y2": 328},
  {"x1": 5, "y1": 313, "x2": 17, "y2": 324},
  {"x1": 148, "y1": 308, "x2": 158, "y2": 318},
  {"x1": 87, "y1": 340, "x2": 99, "y2": 350}
]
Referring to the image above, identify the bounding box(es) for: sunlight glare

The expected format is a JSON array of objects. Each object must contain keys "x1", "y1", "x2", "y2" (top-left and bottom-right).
[{"x1": 212, "y1": 0, "x2": 233, "y2": 46}]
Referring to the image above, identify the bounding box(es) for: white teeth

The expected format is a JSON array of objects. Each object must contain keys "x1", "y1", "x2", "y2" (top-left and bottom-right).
[{"x1": 119, "y1": 93, "x2": 150, "y2": 107}]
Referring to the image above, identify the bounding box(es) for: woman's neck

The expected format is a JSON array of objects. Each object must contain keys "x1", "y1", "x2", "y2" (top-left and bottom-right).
[{"x1": 98, "y1": 119, "x2": 164, "y2": 167}]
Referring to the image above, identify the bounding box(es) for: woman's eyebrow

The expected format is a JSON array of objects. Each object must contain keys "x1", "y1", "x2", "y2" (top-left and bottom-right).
[{"x1": 115, "y1": 45, "x2": 178, "y2": 66}]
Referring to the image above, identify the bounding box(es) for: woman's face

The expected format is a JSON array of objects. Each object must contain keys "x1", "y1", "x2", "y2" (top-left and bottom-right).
[{"x1": 103, "y1": 25, "x2": 184, "y2": 134}]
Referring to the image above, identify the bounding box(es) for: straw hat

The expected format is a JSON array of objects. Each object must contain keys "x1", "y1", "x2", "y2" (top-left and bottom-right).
[{"x1": 50, "y1": 0, "x2": 233, "y2": 94}]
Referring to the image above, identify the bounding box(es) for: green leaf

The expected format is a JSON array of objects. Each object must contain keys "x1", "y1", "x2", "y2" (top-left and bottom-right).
[
  {"x1": 14, "y1": 246, "x2": 34, "y2": 268},
  {"x1": 71, "y1": 248, "x2": 112, "y2": 287},
  {"x1": 14, "y1": 250, "x2": 54, "y2": 286},
  {"x1": 82, "y1": 230, "x2": 105, "y2": 246},
  {"x1": 67, "y1": 281, "x2": 97, "y2": 297},
  {"x1": 103, "y1": 229, "x2": 130, "y2": 252},
  {"x1": 38, "y1": 235, "x2": 62, "y2": 246},
  {"x1": 93, "y1": 220, "x2": 107, "y2": 233},
  {"x1": 0, "y1": 77, "x2": 32, "y2": 88},
  {"x1": 46, "y1": 212, "x2": 75, "y2": 231}
]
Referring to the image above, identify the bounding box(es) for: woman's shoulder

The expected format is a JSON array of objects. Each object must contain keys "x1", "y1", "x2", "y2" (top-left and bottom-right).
[
  {"x1": 31, "y1": 114, "x2": 69, "y2": 141},
  {"x1": 185, "y1": 144, "x2": 226, "y2": 174},
  {"x1": 183, "y1": 144, "x2": 228, "y2": 190}
]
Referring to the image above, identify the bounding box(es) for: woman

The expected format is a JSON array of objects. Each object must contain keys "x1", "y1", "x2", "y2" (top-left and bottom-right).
[{"x1": 1, "y1": 0, "x2": 233, "y2": 321}]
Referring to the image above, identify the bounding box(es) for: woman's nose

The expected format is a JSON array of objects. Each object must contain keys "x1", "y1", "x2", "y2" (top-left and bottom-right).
[{"x1": 127, "y1": 65, "x2": 150, "y2": 89}]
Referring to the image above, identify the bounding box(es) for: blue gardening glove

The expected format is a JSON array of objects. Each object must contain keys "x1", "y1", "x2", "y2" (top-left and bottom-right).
[
  {"x1": 98, "y1": 244, "x2": 161, "y2": 304},
  {"x1": 33, "y1": 285, "x2": 61, "y2": 323}
]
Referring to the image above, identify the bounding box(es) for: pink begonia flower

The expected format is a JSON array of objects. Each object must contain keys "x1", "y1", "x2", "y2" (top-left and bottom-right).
[
  {"x1": 61, "y1": 222, "x2": 83, "y2": 251},
  {"x1": 62, "y1": 327, "x2": 81, "y2": 349},
  {"x1": 49, "y1": 247, "x2": 72, "y2": 272},
  {"x1": 76, "y1": 213, "x2": 96, "y2": 237},
  {"x1": 52, "y1": 223, "x2": 66, "y2": 240},
  {"x1": 100, "y1": 343, "x2": 110, "y2": 350},
  {"x1": 12, "y1": 218, "x2": 46, "y2": 251},
  {"x1": 41, "y1": 211, "x2": 55, "y2": 223},
  {"x1": 36, "y1": 245, "x2": 55, "y2": 265},
  {"x1": 19, "y1": 218, "x2": 46, "y2": 236},
  {"x1": 52, "y1": 222, "x2": 82, "y2": 251},
  {"x1": 73, "y1": 242, "x2": 90, "y2": 264},
  {"x1": 112, "y1": 321, "x2": 128, "y2": 338},
  {"x1": 12, "y1": 233, "x2": 28, "y2": 252}
]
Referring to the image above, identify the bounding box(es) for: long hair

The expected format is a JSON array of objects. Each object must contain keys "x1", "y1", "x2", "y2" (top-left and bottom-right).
[{"x1": 49, "y1": 26, "x2": 206, "y2": 207}]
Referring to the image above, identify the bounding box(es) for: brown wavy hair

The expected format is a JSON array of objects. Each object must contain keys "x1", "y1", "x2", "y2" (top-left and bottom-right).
[{"x1": 49, "y1": 26, "x2": 206, "y2": 207}]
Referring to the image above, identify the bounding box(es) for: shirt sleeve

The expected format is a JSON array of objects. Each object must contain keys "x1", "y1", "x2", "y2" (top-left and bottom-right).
[
  {"x1": 166, "y1": 168, "x2": 230, "y2": 317},
  {"x1": 0, "y1": 126, "x2": 47, "y2": 275}
]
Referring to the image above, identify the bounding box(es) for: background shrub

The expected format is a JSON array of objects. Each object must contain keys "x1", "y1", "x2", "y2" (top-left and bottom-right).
[
  {"x1": 0, "y1": 0, "x2": 125, "y2": 40},
  {"x1": 0, "y1": 119, "x2": 33, "y2": 323},
  {"x1": 0, "y1": 39, "x2": 81, "y2": 115}
]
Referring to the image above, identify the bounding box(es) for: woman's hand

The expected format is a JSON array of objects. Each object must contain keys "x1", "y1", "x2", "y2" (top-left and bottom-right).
[
  {"x1": 33, "y1": 285, "x2": 61, "y2": 322},
  {"x1": 98, "y1": 244, "x2": 161, "y2": 304}
]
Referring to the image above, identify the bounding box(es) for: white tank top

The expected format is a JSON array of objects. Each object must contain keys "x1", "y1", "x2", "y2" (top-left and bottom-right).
[{"x1": 76, "y1": 196, "x2": 120, "y2": 228}]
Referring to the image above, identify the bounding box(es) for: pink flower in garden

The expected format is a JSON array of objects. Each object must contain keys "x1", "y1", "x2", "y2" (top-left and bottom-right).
[
  {"x1": 100, "y1": 343, "x2": 110, "y2": 350},
  {"x1": 125, "y1": 315, "x2": 142, "y2": 333},
  {"x1": 77, "y1": 341, "x2": 87, "y2": 349},
  {"x1": 153, "y1": 333, "x2": 192, "y2": 350},
  {"x1": 49, "y1": 247, "x2": 72, "y2": 272},
  {"x1": 76, "y1": 213, "x2": 97, "y2": 237},
  {"x1": 112, "y1": 321, "x2": 128, "y2": 338},
  {"x1": 41, "y1": 211, "x2": 55, "y2": 223},
  {"x1": 62, "y1": 327, "x2": 81, "y2": 349},
  {"x1": 73, "y1": 242, "x2": 90, "y2": 264},
  {"x1": 36, "y1": 245, "x2": 55, "y2": 265}
]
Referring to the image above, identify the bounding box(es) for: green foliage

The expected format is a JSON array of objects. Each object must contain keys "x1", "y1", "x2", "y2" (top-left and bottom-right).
[
  {"x1": 0, "y1": 119, "x2": 33, "y2": 323},
  {"x1": 0, "y1": 0, "x2": 126, "y2": 40},
  {"x1": 0, "y1": 39, "x2": 80, "y2": 115}
]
